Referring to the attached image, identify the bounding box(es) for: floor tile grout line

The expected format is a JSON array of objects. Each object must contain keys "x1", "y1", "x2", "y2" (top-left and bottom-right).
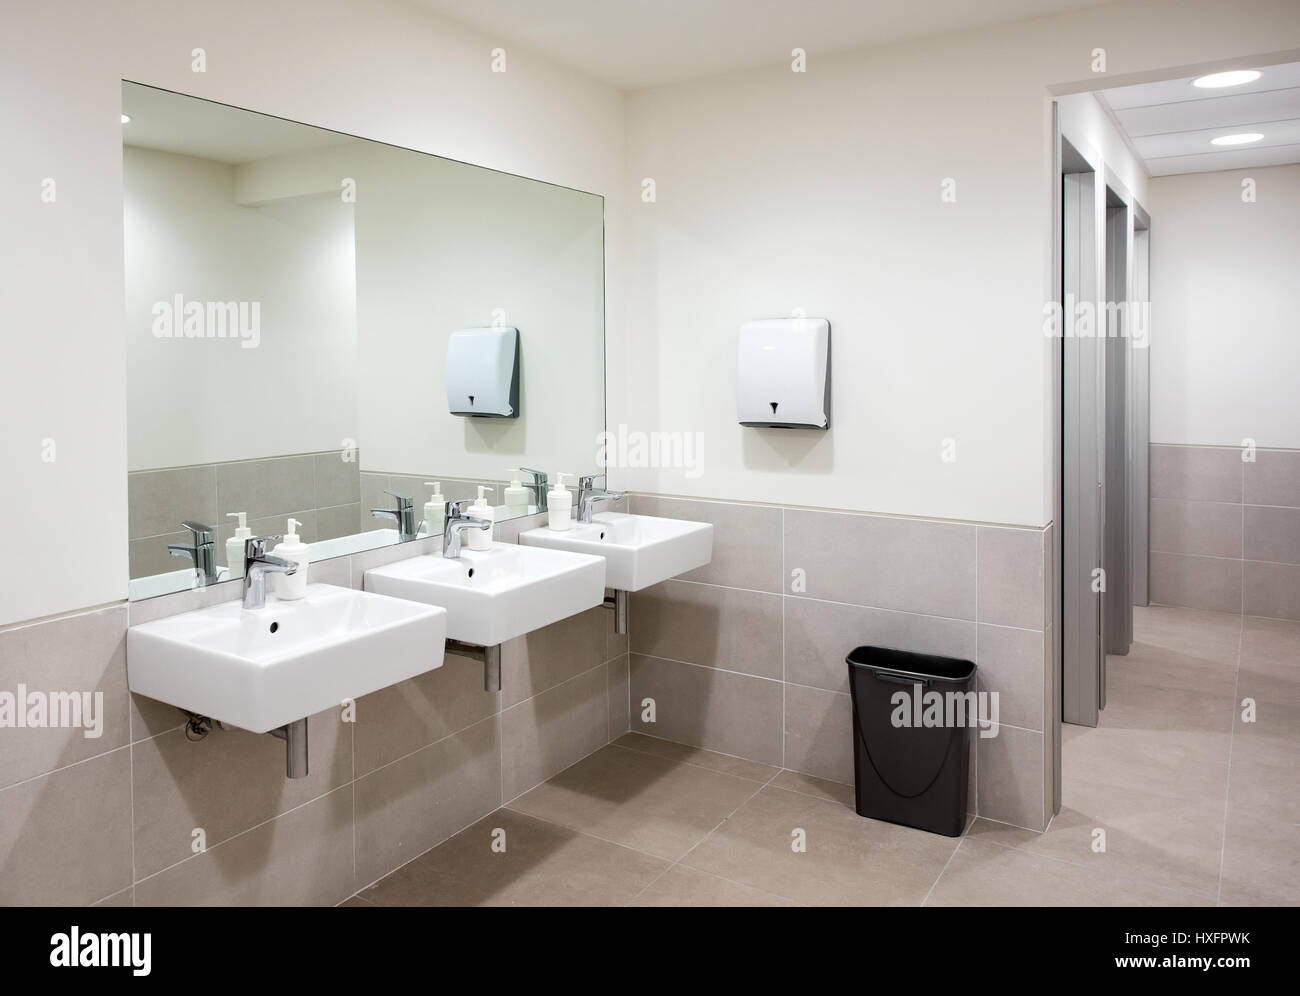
[
  {"x1": 350, "y1": 789, "x2": 518, "y2": 903},
  {"x1": 1215, "y1": 613, "x2": 1245, "y2": 906},
  {"x1": 623, "y1": 766, "x2": 785, "y2": 906},
  {"x1": 606, "y1": 739, "x2": 775, "y2": 784},
  {"x1": 921, "y1": 824, "x2": 973, "y2": 907}
]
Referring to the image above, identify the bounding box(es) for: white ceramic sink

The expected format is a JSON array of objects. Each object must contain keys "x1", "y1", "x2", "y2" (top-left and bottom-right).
[
  {"x1": 364, "y1": 543, "x2": 605, "y2": 647},
  {"x1": 127, "y1": 583, "x2": 446, "y2": 734},
  {"x1": 520, "y1": 512, "x2": 713, "y2": 591}
]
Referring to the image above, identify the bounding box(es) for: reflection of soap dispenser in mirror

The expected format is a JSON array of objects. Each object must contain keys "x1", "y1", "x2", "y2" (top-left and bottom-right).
[
  {"x1": 504, "y1": 470, "x2": 530, "y2": 512},
  {"x1": 423, "y1": 482, "x2": 445, "y2": 536},
  {"x1": 272, "y1": 518, "x2": 309, "y2": 599},
  {"x1": 225, "y1": 512, "x2": 252, "y2": 580},
  {"x1": 468, "y1": 486, "x2": 495, "y2": 550},
  {"x1": 548, "y1": 473, "x2": 573, "y2": 531}
]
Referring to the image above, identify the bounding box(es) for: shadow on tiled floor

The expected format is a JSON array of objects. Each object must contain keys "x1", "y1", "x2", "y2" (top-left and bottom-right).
[{"x1": 349, "y1": 607, "x2": 1299, "y2": 906}]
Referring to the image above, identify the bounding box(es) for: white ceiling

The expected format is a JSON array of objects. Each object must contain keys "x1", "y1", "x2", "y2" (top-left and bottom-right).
[
  {"x1": 122, "y1": 82, "x2": 357, "y2": 165},
  {"x1": 1099, "y1": 62, "x2": 1300, "y2": 176},
  {"x1": 414, "y1": 0, "x2": 1112, "y2": 89}
]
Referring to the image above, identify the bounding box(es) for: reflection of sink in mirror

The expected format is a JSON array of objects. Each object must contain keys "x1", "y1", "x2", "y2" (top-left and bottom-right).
[
  {"x1": 364, "y1": 544, "x2": 605, "y2": 647},
  {"x1": 520, "y1": 513, "x2": 713, "y2": 592},
  {"x1": 126, "y1": 583, "x2": 446, "y2": 735}
]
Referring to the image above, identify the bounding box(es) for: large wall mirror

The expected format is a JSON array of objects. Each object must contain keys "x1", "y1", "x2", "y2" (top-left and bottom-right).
[{"x1": 123, "y1": 82, "x2": 605, "y2": 599}]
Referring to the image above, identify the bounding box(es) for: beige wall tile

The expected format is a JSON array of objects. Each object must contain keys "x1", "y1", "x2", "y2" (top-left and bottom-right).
[
  {"x1": 630, "y1": 495, "x2": 782, "y2": 592},
  {"x1": 354, "y1": 653, "x2": 499, "y2": 777},
  {"x1": 629, "y1": 654, "x2": 782, "y2": 766},
  {"x1": 501, "y1": 664, "x2": 608, "y2": 800},
  {"x1": 607, "y1": 656, "x2": 629, "y2": 740},
  {"x1": 353, "y1": 716, "x2": 501, "y2": 888},
  {"x1": 132, "y1": 708, "x2": 351, "y2": 878},
  {"x1": 1243, "y1": 560, "x2": 1300, "y2": 620},
  {"x1": 0, "y1": 606, "x2": 128, "y2": 789},
  {"x1": 134, "y1": 786, "x2": 353, "y2": 907},
  {"x1": 0, "y1": 749, "x2": 132, "y2": 906},
  {"x1": 784, "y1": 596, "x2": 976, "y2": 694},
  {"x1": 1150, "y1": 551, "x2": 1243, "y2": 613},
  {"x1": 785, "y1": 509, "x2": 977, "y2": 619},
  {"x1": 631, "y1": 580, "x2": 782, "y2": 679},
  {"x1": 977, "y1": 724, "x2": 1045, "y2": 830},
  {"x1": 128, "y1": 465, "x2": 216, "y2": 540},
  {"x1": 1150, "y1": 498, "x2": 1242, "y2": 559},
  {"x1": 502, "y1": 607, "x2": 605, "y2": 708},
  {"x1": 977, "y1": 526, "x2": 1045, "y2": 630},
  {"x1": 1150, "y1": 444, "x2": 1243, "y2": 503},
  {"x1": 976, "y1": 624, "x2": 1045, "y2": 732},
  {"x1": 215, "y1": 455, "x2": 315, "y2": 521},
  {"x1": 783, "y1": 683, "x2": 852, "y2": 783},
  {"x1": 1244, "y1": 504, "x2": 1300, "y2": 564},
  {"x1": 1244, "y1": 449, "x2": 1300, "y2": 508},
  {"x1": 314, "y1": 449, "x2": 361, "y2": 508}
]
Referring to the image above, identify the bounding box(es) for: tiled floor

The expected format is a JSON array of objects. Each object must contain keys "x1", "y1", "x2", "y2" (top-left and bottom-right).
[{"x1": 348, "y1": 606, "x2": 1298, "y2": 906}]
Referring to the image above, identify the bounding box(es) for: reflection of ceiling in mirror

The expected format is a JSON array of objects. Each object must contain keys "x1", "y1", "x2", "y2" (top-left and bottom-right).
[{"x1": 121, "y1": 81, "x2": 359, "y2": 164}]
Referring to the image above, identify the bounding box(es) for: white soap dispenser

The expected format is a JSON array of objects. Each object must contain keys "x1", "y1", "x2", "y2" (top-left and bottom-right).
[
  {"x1": 225, "y1": 512, "x2": 252, "y2": 580},
  {"x1": 503, "y1": 470, "x2": 530, "y2": 512},
  {"x1": 467, "y1": 486, "x2": 495, "y2": 551},
  {"x1": 423, "y1": 482, "x2": 445, "y2": 536},
  {"x1": 548, "y1": 473, "x2": 573, "y2": 531},
  {"x1": 272, "y1": 517, "x2": 309, "y2": 600}
]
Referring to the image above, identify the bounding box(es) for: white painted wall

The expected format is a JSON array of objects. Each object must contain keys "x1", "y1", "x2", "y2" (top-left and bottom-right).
[
  {"x1": 0, "y1": 0, "x2": 623, "y2": 626},
  {"x1": 124, "y1": 146, "x2": 357, "y2": 470},
  {"x1": 613, "y1": 1, "x2": 1299, "y2": 527},
  {"x1": 1148, "y1": 164, "x2": 1300, "y2": 449},
  {"x1": 348, "y1": 149, "x2": 604, "y2": 483},
  {"x1": 3, "y1": 0, "x2": 1299, "y2": 626}
]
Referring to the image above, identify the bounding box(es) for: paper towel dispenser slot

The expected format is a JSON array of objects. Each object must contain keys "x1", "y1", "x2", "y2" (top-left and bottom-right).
[
  {"x1": 446, "y1": 326, "x2": 520, "y2": 419},
  {"x1": 736, "y1": 318, "x2": 830, "y2": 429}
]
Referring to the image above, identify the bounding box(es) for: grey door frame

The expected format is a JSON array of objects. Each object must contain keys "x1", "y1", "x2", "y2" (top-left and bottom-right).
[
  {"x1": 1130, "y1": 210, "x2": 1151, "y2": 607},
  {"x1": 1054, "y1": 115, "x2": 1150, "y2": 737}
]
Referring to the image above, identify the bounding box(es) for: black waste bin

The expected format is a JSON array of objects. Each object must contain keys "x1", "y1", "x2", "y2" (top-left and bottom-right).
[{"x1": 847, "y1": 645, "x2": 977, "y2": 837}]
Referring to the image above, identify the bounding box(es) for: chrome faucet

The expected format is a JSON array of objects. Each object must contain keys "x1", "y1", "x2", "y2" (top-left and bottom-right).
[
  {"x1": 371, "y1": 489, "x2": 417, "y2": 541},
  {"x1": 442, "y1": 498, "x2": 492, "y2": 559},
  {"x1": 242, "y1": 535, "x2": 297, "y2": 609},
  {"x1": 577, "y1": 474, "x2": 625, "y2": 524},
  {"x1": 518, "y1": 467, "x2": 549, "y2": 512},
  {"x1": 168, "y1": 521, "x2": 220, "y2": 586}
]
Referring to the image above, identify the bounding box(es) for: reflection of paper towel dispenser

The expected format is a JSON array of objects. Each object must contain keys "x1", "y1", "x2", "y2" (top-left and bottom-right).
[
  {"x1": 736, "y1": 318, "x2": 830, "y2": 429},
  {"x1": 446, "y1": 326, "x2": 520, "y2": 418}
]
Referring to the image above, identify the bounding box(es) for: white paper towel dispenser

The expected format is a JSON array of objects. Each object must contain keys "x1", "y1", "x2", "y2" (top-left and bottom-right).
[
  {"x1": 446, "y1": 326, "x2": 520, "y2": 418},
  {"x1": 736, "y1": 317, "x2": 830, "y2": 429}
]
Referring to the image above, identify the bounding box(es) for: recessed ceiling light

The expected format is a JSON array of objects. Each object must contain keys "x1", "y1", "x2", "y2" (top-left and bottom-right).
[
  {"x1": 120, "y1": 113, "x2": 131, "y2": 124},
  {"x1": 1210, "y1": 132, "x2": 1264, "y2": 146},
  {"x1": 1193, "y1": 70, "x2": 1261, "y2": 88}
]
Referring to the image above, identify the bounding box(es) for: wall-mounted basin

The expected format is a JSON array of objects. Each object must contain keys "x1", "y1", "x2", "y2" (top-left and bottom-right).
[
  {"x1": 519, "y1": 512, "x2": 713, "y2": 592},
  {"x1": 126, "y1": 583, "x2": 446, "y2": 735},
  {"x1": 363, "y1": 543, "x2": 605, "y2": 647}
]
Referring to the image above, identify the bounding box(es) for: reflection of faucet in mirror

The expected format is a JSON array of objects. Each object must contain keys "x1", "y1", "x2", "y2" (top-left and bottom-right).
[
  {"x1": 577, "y1": 475, "x2": 626, "y2": 524},
  {"x1": 168, "y1": 521, "x2": 220, "y2": 586},
  {"x1": 443, "y1": 498, "x2": 492, "y2": 559},
  {"x1": 242, "y1": 535, "x2": 297, "y2": 609},
  {"x1": 371, "y1": 489, "x2": 417, "y2": 542},
  {"x1": 518, "y1": 467, "x2": 549, "y2": 512}
]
